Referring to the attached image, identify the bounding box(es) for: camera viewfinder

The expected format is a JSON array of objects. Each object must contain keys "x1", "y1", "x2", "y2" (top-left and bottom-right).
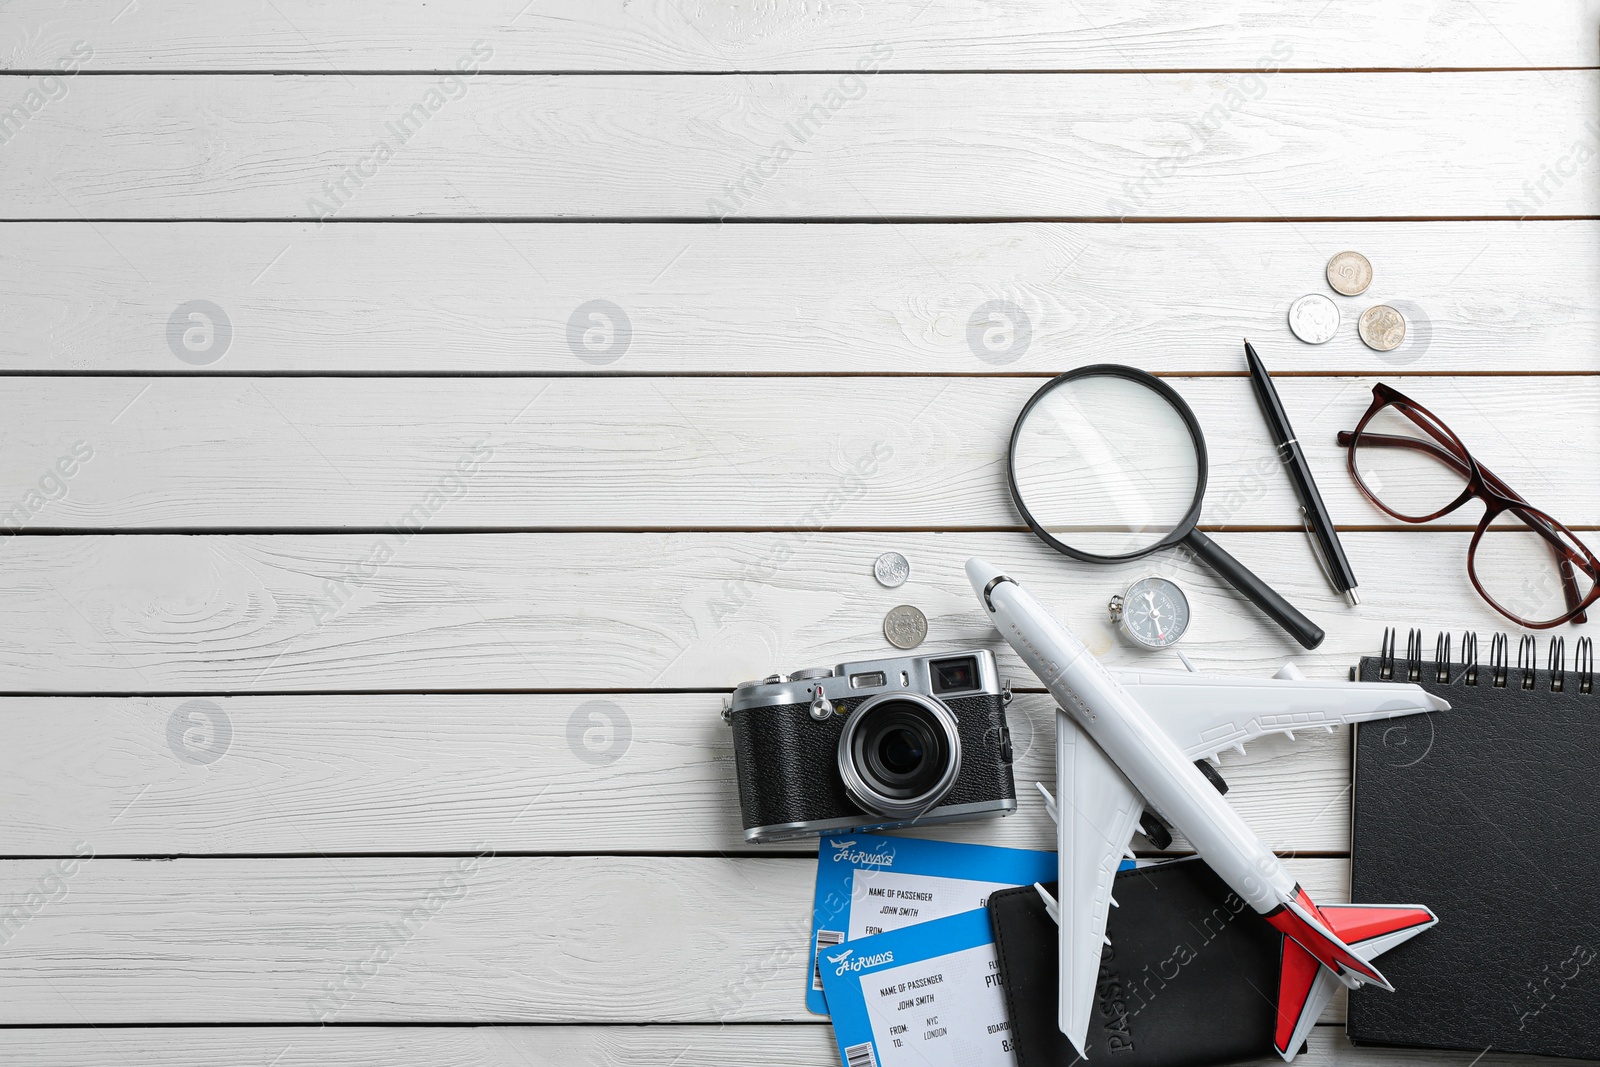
[{"x1": 930, "y1": 655, "x2": 979, "y2": 694}]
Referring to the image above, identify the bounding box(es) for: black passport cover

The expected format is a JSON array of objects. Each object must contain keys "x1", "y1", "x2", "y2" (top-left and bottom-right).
[
  {"x1": 987, "y1": 858, "x2": 1281, "y2": 1067},
  {"x1": 1350, "y1": 655, "x2": 1600, "y2": 1059}
]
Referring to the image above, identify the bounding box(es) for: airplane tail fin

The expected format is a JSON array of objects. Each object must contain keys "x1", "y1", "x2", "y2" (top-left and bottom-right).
[
  {"x1": 1269, "y1": 890, "x2": 1438, "y2": 1061},
  {"x1": 1273, "y1": 938, "x2": 1339, "y2": 1061}
]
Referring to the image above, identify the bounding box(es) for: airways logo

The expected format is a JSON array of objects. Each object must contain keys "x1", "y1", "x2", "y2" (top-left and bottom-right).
[
  {"x1": 830, "y1": 839, "x2": 895, "y2": 867},
  {"x1": 830, "y1": 947, "x2": 895, "y2": 975}
]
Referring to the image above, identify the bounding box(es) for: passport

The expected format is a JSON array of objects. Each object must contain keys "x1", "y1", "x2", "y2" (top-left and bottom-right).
[{"x1": 987, "y1": 857, "x2": 1282, "y2": 1066}]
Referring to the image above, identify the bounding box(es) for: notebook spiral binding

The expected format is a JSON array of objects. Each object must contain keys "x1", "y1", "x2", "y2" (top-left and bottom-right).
[
  {"x1": 1516, "y1": 634, "x2": 1537, "y2": 690},
  {"x1": 1378, "y1": 627, "x2": 1594, "y2": 695}
]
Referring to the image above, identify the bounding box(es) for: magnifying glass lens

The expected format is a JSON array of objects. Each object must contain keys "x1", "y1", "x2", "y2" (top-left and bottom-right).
[{"x1": 1010, "y1": 373, "x2": 1202, "y2": 558}]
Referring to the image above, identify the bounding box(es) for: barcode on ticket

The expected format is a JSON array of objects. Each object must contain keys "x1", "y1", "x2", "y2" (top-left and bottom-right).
[
  {"x1": 844, "y1": 1041, "x2": 879, "y2": 1067},
  {"x1": 812, "y1": 929, "x2": 845, "y2": 991}
]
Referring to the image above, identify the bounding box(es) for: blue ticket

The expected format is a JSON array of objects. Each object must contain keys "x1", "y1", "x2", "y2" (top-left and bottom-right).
[
  {"x1": 819, "y1": 908, "x2": 1016, "y2": 1067},
  {"x1": 805, "y1": 834, "x2": 1057, "y2": 1016}
]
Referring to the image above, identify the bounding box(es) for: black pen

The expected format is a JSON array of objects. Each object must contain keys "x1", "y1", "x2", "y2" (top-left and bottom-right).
[{"x1": 1243, "y1": 339, "x2": 1361, "y2": 606}]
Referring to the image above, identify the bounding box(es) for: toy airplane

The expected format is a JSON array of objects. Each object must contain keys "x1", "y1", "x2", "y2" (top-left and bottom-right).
[{"x1": 965, "y1": 558, "x2": 1444, "y2": 1061}]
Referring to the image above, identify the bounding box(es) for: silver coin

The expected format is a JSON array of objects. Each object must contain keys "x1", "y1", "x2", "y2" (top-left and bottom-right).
[
  {"x1": 1287, "y1": 293, "x2": 1340, "y2": 344},
  {"x1": 873, "y1": 551, "x2": 910, "y2": 588},
  {"x1": 1326, "y1": 251, "x2": 1373, "y2": 296},
  {"x1": 1358, "y1": 304, "x2": 1407, "y2": 352},
  {"x1": 883, "y1": 605, "x2": 928, "y2": 650}
]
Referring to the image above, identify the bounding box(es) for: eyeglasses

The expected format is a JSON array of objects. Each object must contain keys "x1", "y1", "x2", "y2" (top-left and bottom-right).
[{"x1": 1337, "y1": 383, "x2": 1598, "y2": 629}]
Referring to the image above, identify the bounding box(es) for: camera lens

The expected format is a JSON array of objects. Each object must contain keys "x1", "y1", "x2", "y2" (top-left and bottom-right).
[
  {"x1": 837, "y1": 693, "x2": 962, "y2": 819},
  {"x1": 878, "y1": 727, "x2": 924, "y2": 775},
  {"x1": 867, "y1": 718, "x2": 937, "y2": 785}
]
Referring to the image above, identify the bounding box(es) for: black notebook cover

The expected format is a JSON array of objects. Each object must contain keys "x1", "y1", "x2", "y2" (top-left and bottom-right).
[
  {"x1": 987, "y1": 857, "x2": 1282, "y2": 1067},
  {"x1": 1350, "y1": 637, "x2": 1600, "y2": 1059}
]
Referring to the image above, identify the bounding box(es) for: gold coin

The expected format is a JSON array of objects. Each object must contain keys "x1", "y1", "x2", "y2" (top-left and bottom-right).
[
  {"x1": 1326, "y1": 251, "x2": 1373, "y2": 296},
  {"x1": 1358, "y1": 304, "x2": 1406, "y2": 352}
]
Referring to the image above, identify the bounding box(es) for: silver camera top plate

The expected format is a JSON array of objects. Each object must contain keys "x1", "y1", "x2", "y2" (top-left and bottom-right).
[{"x1": 729, "y1": 648, "x2": 999, "y2": 715}]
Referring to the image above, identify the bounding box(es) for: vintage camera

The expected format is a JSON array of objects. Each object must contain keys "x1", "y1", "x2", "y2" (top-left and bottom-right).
[{"x1": 724, "y1": 649, "x2": 1017, "y2": 843}]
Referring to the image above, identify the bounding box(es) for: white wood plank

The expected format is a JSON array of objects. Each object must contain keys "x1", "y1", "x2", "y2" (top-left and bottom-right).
[
  {"x1": 5, "y1": 221, "x2": 1595, "y2": 373},
  {"x1": 2, "y1": 73, "x2": 1596, "y2": 218},
  {"x1": 3, "y1": 0, "x2": 1596, "y2": 71},
  {"x1": 2, "y1": 1024, "x2": 1583, "y2": 1067},
  {"x1": 3, "y1": 375, "x2": 1590, "y2": 529},
  {"x1": 0, "y1": 691, "x2": 1357, "y2": 855},
  {"x1": 0, "y1": 531, "x2": 1550, "y2": 693},
  {"x1": 0, "y1": 854, "x2": 1346, "y2": 1023}
]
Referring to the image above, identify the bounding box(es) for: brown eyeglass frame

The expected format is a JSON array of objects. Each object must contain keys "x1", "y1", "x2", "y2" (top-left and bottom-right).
[{"x1": 1336, "y1": 382, "x2": 1599, "y2": 629}]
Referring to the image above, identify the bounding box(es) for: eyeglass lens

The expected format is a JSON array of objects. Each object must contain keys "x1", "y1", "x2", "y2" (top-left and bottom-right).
[
  {"x1": 1473, "y1": 508, "x2": 1597, "y2": 626},
  {"x1": 1350, "y1": 404, "x2": 1469, "y2": 521}
]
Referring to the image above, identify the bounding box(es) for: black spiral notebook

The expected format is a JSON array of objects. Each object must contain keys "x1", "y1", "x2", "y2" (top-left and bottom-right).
[{"x1": 1350, "y1": 629, "x2": 1600, "y2": 1060}]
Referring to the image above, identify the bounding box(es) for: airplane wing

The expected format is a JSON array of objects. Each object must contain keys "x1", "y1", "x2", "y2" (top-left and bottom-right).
[
  {"x1": 1055, "y1": 708, "x2": 1145, "y2": 1058},
  {"x1": 1111, "y1": 667, "x2": 1449, "y2": 763}
]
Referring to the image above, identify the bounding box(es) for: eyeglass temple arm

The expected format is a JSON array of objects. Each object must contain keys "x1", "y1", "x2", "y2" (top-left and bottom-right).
[{"x1": 1336, "y1": 429, "x2": 1592, "y2": 618}]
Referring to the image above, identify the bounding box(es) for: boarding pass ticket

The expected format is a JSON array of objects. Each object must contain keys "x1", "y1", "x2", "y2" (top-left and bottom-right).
[
  {"x1": 805, "y1": 834, "x2": 1056, "y2": 1016},
  {"x1": 819, "y1": 907, "x2": 1014, "y2": 1067}
]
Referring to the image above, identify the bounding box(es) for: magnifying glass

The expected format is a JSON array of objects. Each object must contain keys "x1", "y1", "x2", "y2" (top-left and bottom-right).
[{"x1": 1007, "y1": 364, "x2": 1325, "y2": 650}]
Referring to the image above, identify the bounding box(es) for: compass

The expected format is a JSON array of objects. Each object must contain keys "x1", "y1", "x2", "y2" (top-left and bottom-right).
[{"x1": 1108, "y1": 576, "x2": 1191, "y2": 651}]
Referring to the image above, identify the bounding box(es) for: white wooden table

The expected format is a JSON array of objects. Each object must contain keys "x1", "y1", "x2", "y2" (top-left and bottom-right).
[{"x1": 1, "y1": 3, "x2": 1597, "y2": 1064}]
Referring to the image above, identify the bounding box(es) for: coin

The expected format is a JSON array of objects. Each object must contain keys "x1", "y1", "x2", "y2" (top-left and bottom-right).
[
  {"x1": 883, "y1": 605, "x2": 928, "y2": 650},
  {"x1": 1326, "y1": 251, "x2": 1373, "y2": 296},
  {"x1": 1358, "y1": 304, "x2": 1407, "y2": 352},
  {"x1": 1287, "y1": 294, "x2": 1340, "y2": 344},
  {"x1": 873, "y1": 551, "x2": 910, "y2": 588}
]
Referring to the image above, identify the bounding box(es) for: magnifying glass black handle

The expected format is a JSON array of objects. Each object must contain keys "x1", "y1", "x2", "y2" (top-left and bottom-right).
[{"x1": 1184, "y1": 530, "x2": 1325, "y2": 649}]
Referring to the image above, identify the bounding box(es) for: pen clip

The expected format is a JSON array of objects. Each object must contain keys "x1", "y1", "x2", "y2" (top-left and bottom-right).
[{"x1": 1300, "y1": 505, "x2": 1339, "y2": 594}]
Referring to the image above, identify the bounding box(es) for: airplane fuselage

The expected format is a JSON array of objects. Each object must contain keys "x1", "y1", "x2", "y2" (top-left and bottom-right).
[{"x1": 988, "y1": 575, "x2": 1299, "y2": 914}]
